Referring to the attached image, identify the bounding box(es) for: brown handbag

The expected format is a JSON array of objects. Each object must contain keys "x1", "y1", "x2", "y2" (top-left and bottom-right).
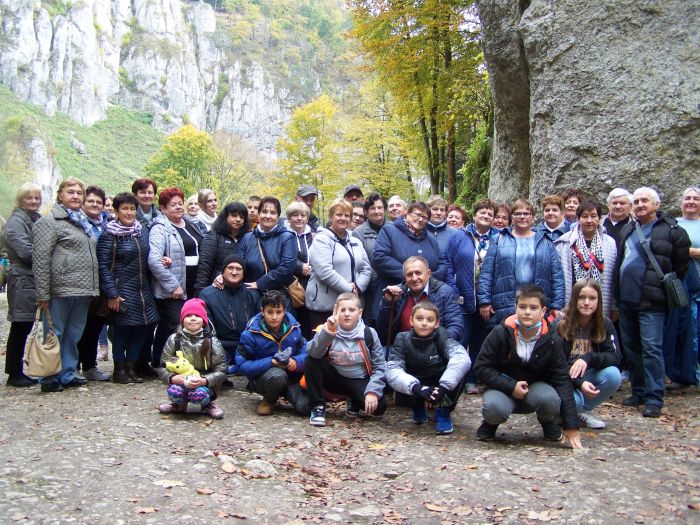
[
  {"x1": 23, "y1": 307, "x2": 62, "y2": 377},
  {"x1": 257, "y1": 238, "x2": 306, "y2": 308}
]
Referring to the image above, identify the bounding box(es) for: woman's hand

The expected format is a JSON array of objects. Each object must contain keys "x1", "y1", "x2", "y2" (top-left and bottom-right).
[
  {"x1": 580, "y1": 381, "x2": 600, "y2": 400},
  {"x1": 212, "y1": 274, "x2": 224, "y2": 290},
  {"x1": 245, "y1": 282, "x2": 259, "y2": 290},
  {"x1": 351, "y1": 283, "x2": 359, "y2": 295},
  {"x1": 364, "y1": 393, "x2": 379, "y2": 414},
  {"x1": 172, "y1": 287, "x2": 184, "y2": 299},
  {"x1": 479, "y1": 304, "x2": 494, "y2": 321},
  {"x1": 569, "y1": 358, "x2": 588, "y2": 379},
  {"x1": 108, "y1": 296, "x2": 125, "y2": 312},
  {"x1": 161, "y1": 256, "x2": 172, "y2": 268},
  {"x1": 302, "y1": 264, "x2": 312, "y2": 276},
  {"x1": 37, "y1": 300, "x2": 49, "y2": 310}
]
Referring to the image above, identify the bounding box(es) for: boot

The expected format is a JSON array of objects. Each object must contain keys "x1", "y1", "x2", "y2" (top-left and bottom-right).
[
  {"x1": 112, "y1": 361, "x2": 130, "y2": 384},
  {"x1": 126, "y1": 361, "x2": 144, "y2": 383}
]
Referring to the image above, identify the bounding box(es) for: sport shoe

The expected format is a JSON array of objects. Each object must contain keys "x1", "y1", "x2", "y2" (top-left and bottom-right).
[
  {"x1": 412, "y1": 404, "x2": 428, "y2": 424},
  {"x1": 642, "y1": 404, "x2": 661, "y2": 418},
  {"x1": 434, "y1": 408, "x2": 453, "y2": 435},
  {"x1": 97, "y1": 343, "x2": 109, "y2": 361},
  {"x1": 202, "y1": 404, "x2": 224, "y2": 419},
  {"x1": 476, "y1": 420, "x2": 498, "y2": 441},
  {"x1": 256, "y1": 400, "x2": 273, "y2": 416},
  {"x1": 622, "y1": 394, "x2": 644, "y2": 407},
  {"x1": 84, "y1": 367, "x2": 112, "y2": 381},
  {"x1": 159, "y1": 402, "x2": 187, "y2": 414},
  {"x1": 540, "y1": 420, "x2": 563, "y2": 441},
  {"x1": 579, "y1": 411, "x2": 606, "y2": 429},
  {"x1": 465, "y1": 382, "x2": 480, "y2": 395},
  {"x1": 309, "y1": 406, "x2": 326, "y2": 427},
  {"x1": 346, "y1": 399, "x2": 360, "y2": 418}
]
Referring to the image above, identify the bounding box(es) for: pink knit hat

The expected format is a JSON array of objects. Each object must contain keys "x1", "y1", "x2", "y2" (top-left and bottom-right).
[{"x1": 180, "y1": 298, "x2": 208, "y2": 326}]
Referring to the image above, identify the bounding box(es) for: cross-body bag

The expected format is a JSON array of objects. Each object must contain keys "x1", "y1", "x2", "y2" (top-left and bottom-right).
[
  {"x1": 257, "y1": 237, "x2": 305, "y2": 308},
  {"x1": 635, "y1": 222, "x2": 688, "y2": 309},
  {"x1": 23, "y1": 307, "x2": 61, "y2": 377}
]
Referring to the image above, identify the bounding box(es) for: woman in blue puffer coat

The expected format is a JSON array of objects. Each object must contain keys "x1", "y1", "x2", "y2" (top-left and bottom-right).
[{"x1": 98, "y1": 193, "x2": 159, "y2": 384}]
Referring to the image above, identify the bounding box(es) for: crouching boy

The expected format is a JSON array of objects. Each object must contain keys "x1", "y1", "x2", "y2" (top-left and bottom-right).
[
  {"x1": 306, "y1": 293, "x2": 387, "y2": 427},
  {"x1": 386, "y1": 302, "x2": 470, "y2": 435},
  {"x1": 474, "y1": 285, "x2": 582, "y2": 448}
]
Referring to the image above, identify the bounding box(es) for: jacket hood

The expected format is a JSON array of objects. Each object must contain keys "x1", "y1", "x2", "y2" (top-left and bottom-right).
[
  {"x1": 253, "y1": 221, "x2": 289, "y2": 239},
  {"x1": 247, "y1": 311, "x2": 300, "y2": 333},
  {"x1": 503, "y1": 314, "x2": 550, "y2": 336}
]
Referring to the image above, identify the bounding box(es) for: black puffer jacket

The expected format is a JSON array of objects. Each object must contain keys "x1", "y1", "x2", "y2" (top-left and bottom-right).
[
  {"x1": 194, "y1": 230, "x2": 242, "y2": 295},
  {"x1": 97, "y1": 230, "x2": 160, "y2": 326},
  {"x1": 616, "y1": 213, "x2": 691, "y2": 311}
]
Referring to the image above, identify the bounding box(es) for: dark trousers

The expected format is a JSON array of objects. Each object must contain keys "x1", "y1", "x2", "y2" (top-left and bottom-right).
[
  {"x1": 307, "y1": 310, "x2": 332, "y2": 335},
  {"x1": 463, "y1": 311, "x2": 488, "y2": 383},
  {"x1": 5, "y1": 321, "x2": 33, "y2": 377},
  {"x1": 152, "y1": 298, "x2": 184, "y2": 367},
  {"x1": 395, "y1": 372, "x2": 466, "y2": 412},
  {"x1": 77, "y1": 311, "x2": 106, "y2": 371},
  {"x1": 304, "y1": 357, "x2": 387, "y2": 415},
  {"x1": 112, "y1": 323, "x2": 155, "y2": 362}
]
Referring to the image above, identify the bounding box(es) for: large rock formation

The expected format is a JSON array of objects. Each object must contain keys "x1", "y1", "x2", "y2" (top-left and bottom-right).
[{"x1": 479, "y1": 0, "x2": 699, "y2": 210}]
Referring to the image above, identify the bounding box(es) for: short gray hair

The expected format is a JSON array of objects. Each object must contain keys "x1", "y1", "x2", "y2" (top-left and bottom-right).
[
  {"x1": 606, "y1": 187, "x2": 632, "y2": 205},
  {"x1": 388, "y1": 195, "x2": 407, "y2": 208},
  {"x1": 285, "y1": 201, "x2": 310, "y2": 219},
  {"x1": 633, "y1": 187, "x2": 660, "y2": 205},
  {"x1": 682, "y1": 186, "x2": 700, "y2": 201}
]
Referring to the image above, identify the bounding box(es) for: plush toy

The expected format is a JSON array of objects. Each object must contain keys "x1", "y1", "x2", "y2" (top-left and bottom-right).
[{"x1": 166, "y1": 350, "x2": 200, "y2": 378}]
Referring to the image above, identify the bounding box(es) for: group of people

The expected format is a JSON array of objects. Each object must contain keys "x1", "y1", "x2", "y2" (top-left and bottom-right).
[{"x1": 3, "y1": 176, "x2": 698, "y2": 447}]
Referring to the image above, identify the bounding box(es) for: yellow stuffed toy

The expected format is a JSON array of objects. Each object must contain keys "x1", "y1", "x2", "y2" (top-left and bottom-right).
[{"x1": 166, "y1": 350, "x2": 201, "y2": 378}]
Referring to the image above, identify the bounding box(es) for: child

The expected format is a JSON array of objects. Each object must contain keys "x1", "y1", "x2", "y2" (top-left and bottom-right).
[
  {"x1": 236, "y1": 290, "x2": 309, "y2": 416},
  {"x1": 474, "y1": 285, "x2": 582, "y2": 447},
  {"x1": 386, "y1": 302, "x2": 471, "y2": 434},
  {"x1": 157, "y1": 298, "x2": 227, "y2": 419},
  {"x1": 306, "y1": 293, "x2": 387, "y2": 427}
]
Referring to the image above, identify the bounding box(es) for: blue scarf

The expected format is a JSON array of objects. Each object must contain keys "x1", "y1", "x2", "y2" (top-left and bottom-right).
[
  {"x1": 61, "y1": 205, "x2": 93, "y2": 237},
  {"x1": 466, "y1": 223, "x2": 492, "y2": 253}
]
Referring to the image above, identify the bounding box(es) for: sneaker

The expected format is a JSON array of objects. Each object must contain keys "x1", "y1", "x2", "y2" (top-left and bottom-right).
[
  {"x1": 40, "y1": 381, "x2": 64, "y2": 393},
  {"x1": 64, "y1": 377, "x2": 88, "y2": 388},
  {"x1": 476, "y1": 420, "x2": 498, "y2": 441},
  {"x1": 346, "y1": 399, "x2": 361, "y2": 418},
  {"x1": 202, "y1": 404, "x2": 224, "y2": 419},
  {"x1": 309, "y1": 406, "x2": 326, "y2": 427},
  {"x1": 642, "y1": 404, "x2": 661, "y2": 418},
  {"x1": 412, "y1": 404, "x2": 428, "y2": 424},
  {"x1": 159, "y1": 402, "x2": 187, "y2": 414},
  {"x1": 620, "y1": 370, "x2": 630, "y2": 383},
  {"x1": 579, "y1": 411, "x2": 606, "y2": 429},
  {"x1": 256, "y1": 400, "x2": 274, "y2": 416},
  {"x1": 83, "y1": 367, "x2": 111, "y2": 381},
  {"x1": 434, "y1": 408, "x2": 453, "y2": 435},
  {"x1": 622, "y1": 394, "x2": 644, "y2": 407},
  {"x1": 666, "y1": 382, "x2": 687, "y2": 391},
  {"x1": 540, "y1": 420, "x2": 563, "y2": 441},
  {"x1": 465, "y1": 382, "x2": 480, "y2": 395},
  {"x1": 97, "y1": 343, "x2": 109, "y2": 361}
]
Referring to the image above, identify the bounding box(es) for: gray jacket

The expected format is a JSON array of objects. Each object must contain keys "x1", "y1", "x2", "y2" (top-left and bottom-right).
[
  {"x1": 4, "y1": 208, "x2": 40, "y2": 321},
  {"x1": 148, "y1": 215, "x2": 199, "y2": 300},
  {"x1": 305, "y1": 227, "x2": 372, "y2": 312},
  {"x1": 32, "y1": 204, "x2": 99, "y2": 301}
]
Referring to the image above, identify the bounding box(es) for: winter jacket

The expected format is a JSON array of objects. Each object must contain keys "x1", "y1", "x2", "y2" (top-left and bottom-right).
[
  {"x1": 4, "y1": 208, "x2": 40, "y2": 321},
  {"x1": 97, "y1": 229, "x2": 159, "y2": 326},
  {"x1": 148, "y1": 215, "x2": 203, "y2": 300},
  {"x1": 288, "y1": 226, "x2": 314, "y2": 288},
  {"x1": 136, "y1": 205, "x2": 160, "y2": 230},
  {"x1": 194, "y1": 230, "x2": 242, "y2": 294},
  {"x1": 426, "y1": 221, "x2": 457, "y2": 261},
  {"x1": 352, "y1": 219, "x2": 385, "y2": 322},
  {"x1": 554, "y1": 225, "x2": 617, "y2": 316},
  {"x1": 236, "y1": 311, "x2": 307, "y2": 385},
  {"x1": 534, "y1": 221, "x2": 568, "y2": 242},
  {"x1": 474, "y1": 315, "x2": 579, "y2": 430},
  {"x1": 199, "y1": 283, "x2": 261, "y2": 352},
  {"x1": 387, "y1": 326, "x2": 470, "y2": 394},
  {"x1": 602, "y1": 215, "x2": 631, "y2": 246},
  {"x1": 157, "y1": 325, "x2": 227, "y2": 396},
  {"x1": 305, "y1": 227, "x2": 372, "y2": 313},
  {"x1": 615, "y1": 214, "x2": 691, "y2": 312},
  {"x1": 307, "y1": 325, "x2": 386, "y2": 396},
  {"x1": 376, "y1": 277, "x2": 464, "y2": 345},
  {"x1": 32, "y1": 203, "x2": 99, "y2": 301},
  {"x1": 237, "y1": 223, "x2": 297, "y2": 292},
  {"x1": 477, "y1": 228, "x2": 565, "y2": 322},
  {"x1": 442, "y1": 228, "x2": 477, "y2": 314},
  {"x1": 550, "y1": 316, "x2": 621, "y2": 389},
  {"x1": 86, "y1": 211, "x2": 109, "y2": 238}
]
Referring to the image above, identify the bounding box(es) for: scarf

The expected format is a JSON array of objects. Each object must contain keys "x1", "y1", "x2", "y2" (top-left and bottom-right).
[
  {"x1": 138, "y1": 205, "x2": 155, "y2": 227},
  {"x1": 571, "y1": 225, "x2": 605, "y2": 282},
  {"x1": 406, "y1": 221, "x2": 422, "y2": 238},
  {"x1": 61, "y1": 205, "x2": 93, "y2": 237},
  {"x1": 105, "y1": 219, "x2": 143, "y2": 238},
  {"x1": 466, "y1": 223, "x2": 492, "y2": 254},
  {"x1": 335, "y1": 318, "x2": 366, "y2": 341},
  {"x1": 197, "y1": 209, "x2": 216, "y2": 230}
]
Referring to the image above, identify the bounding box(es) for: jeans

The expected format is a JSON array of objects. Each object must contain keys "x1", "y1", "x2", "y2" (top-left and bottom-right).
[
  {"x1": 573, "y1": 366, "x2": 622, "y2": 412},
  {"x1": 41, "y1": 296, "x2": 91, "y2": 385},
  {"x1": 482, "y1": 382, "x2": 560, "y2": 425},
  {"x1": 76, "y1": 311, "x2": 106, "y2": 371},
  {"x1": 112, "y1": 324, "x2": 155, "y2": 362},
  {"x1": 619, "y1": 305, "x2": 665, "y2": 407}
]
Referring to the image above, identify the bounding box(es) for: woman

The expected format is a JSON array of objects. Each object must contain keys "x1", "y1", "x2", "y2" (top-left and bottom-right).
[
  {"x1": 104, "y1": 195, "x2": 116, "y2": 220},
  {"x1": 492, "y1": 203, "x2": 511, "y2": 230},
  {"x1": 238, "y1": 196, "x2": 297, "y2": 298},
  {"x1": 148, "y1": 187, "x2": 204, "y2": 368},
  {"x1": 32, "y1": 177, "x2": 99, "y2": 393},
  {"x1": 97, "y1": 193, "x2": 159, "y2": 383},
  {"x1": 3, "y1": 183, "x2": 42, "y2": 387},
  {"x1": 197, "y1": 189, "x2": 218, "y2": 232},
  {"x1": 285, "y1": 201, "x2": 314, "y2": 337},
  {"x1": 555, "y1": 200, "x2": 617, "y2": 317},
  {"x1": 352, "y1": 193, "x2": 387, "y2": 326},
  {"x1": 132, "y1": 178, "x2": 159, "y2": 230},
  {"x1": 551, "y1": 278, "x2": 622, "y2": 429},
  {"x1": 427, "y1": 195, "x2": 456, "y2": 258},
  {"x1": 186, "y1": 195, "x2": 200, "y2": 218},
  {"x1": 477, "y1": 198, "x2": 565, "y2": 324},
  {"x1": 306, "y1": 198, "x2": 372, "y2": 329},
  {"x1": 374, "y1": 201, "x2": 441, "y2": 287},
  {"x1": 446, "y1": 205, "x2": 467, "y2": 228},
  {"x1": 194, "y1": 202, "x2": 249, "y2": 295},
  {"x1": 561, "y1": 188, "x2": 583, "y2": 227}
]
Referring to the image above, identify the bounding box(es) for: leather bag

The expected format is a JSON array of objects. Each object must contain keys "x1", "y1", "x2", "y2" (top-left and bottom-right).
[{"x1": 23, "y1": 307, "x2": 61, "y2": 377}]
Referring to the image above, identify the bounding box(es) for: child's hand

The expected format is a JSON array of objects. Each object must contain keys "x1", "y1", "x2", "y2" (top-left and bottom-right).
[
  {"x1": 580, "y1": 381, "x2": 599, "y2": 399},
  {"x1": 569, "y1": 358, "x2": 588, "y2": 378},
  {"x1": 563, "y1": 429, "x2": 583, "y2": 449},
  {"x1": 286, "y1": 358, "x2": 297, "y2": 372},
  {"x1": 170, "y1": 374, "x2": 186, "y2": 386},
  {"x1": 326, "y1": 308, "x2": 338, "y2": 333},
  {"x1": 512, "y1": 381, "x2": 529, "y2": 400},
  {"x1": 364, "y1": 393, "x2": 379, "y2": 414},
  {"x1": 411, "y1": 383, "x2": 433, "y2": 401}
]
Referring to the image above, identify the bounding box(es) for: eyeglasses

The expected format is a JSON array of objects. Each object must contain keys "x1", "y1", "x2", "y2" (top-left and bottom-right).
[
  {"x1": 410, "y1": 212, "x2": 429, "y2": 222},
  {"x1": 512, "y1": 212, "x2": 531, "y2": 218}
]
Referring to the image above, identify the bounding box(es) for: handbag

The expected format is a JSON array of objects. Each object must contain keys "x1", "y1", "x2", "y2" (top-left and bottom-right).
[
  {"x1": 635, "y1": 222, "x2": 689, "y2": 309},
  {"x1": 23, "y1": 307, "x2": 62, "y2": 377},
  {"x1": 257, "y1": 238, "x2": 306, "y2": 308},
  {"x1": 90, "y1": 236, "x2": 116, "y2": 317}
]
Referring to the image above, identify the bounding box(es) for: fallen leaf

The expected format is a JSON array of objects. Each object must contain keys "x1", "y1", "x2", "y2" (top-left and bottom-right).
[
  {"x1": 527, "y1": 510, "x2": 552, "y2": 522},
  {"x1": 231, "y1": 514, "x2": 248, "y2": 519},
  {"x1": 196, "y1": 487, "x2": 215, "y2": 495},
  {"x1": 216, "y1": 510, "x2": 231, "y2": 518},
  {"x1": 497, "y1": 506, "x2": 512, "y2": 512},
  {"x1": 127, "y1": 497, "x2": 142, "y2": 503},
  {"x1": 10, "y1": 515, "x2": 27, "y2": 522},
  {"x1": 453, "y1": 506, "x2": 473, "y2": 516},
  {"x1": 368, "y1": 443, "x2": 387, "y2": 450},
  {"x1": 153, "y1": 479, "x2": 184, "y2": 488},
  {"x1": 688, "y1": 503, "x2": 700, "y2": 510},
  {"x1": 462, "y1": 464, "x2": 479, "y2": 470},
  {"x1": 135, "y1": 507, "x2": 158, "y2": 514},
  {"x1": 221, "y1": 462, "x2": 236, "y2": 473},
  {"x1": 425, "y1": 503, "x2": 448, "y2": 512}
]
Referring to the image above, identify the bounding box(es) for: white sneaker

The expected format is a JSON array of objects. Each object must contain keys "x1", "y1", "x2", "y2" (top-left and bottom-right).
[{"x1": 579, "y1": 411, "x2": 605, "y2": 429}]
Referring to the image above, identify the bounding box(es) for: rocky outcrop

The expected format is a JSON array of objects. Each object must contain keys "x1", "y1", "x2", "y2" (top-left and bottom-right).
[
  {"x1": 478, "y1": 0, "x2": 699, "y2": 210},
  {"x1": 0, "y1": 0, "x2": 295, "y2": 156},
  {"x1": 27, "y1": 136, "x2": 62, "y2": 208}
]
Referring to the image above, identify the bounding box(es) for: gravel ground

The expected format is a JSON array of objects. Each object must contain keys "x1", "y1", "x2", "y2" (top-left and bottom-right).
[{"x1": 0, "y1": 294, "x2": 699, "y2": 524}]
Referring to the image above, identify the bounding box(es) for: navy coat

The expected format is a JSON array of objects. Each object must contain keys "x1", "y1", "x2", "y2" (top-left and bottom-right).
[
  {"x1": 442, "y1": 228, "x2": 477, "y2": 315},
  {"x1": 237, "y1": 223, "x2": 297, "y2": 292}
]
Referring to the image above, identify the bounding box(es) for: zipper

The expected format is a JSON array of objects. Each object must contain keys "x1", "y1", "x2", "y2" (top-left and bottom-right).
[{"x1": 136, "y1": 237, "x2": 148, "y2": 325}]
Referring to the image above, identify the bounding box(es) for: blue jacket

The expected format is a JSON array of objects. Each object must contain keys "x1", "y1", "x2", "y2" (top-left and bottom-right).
[
  {"x1": 442, "y1": 228, "x2": 477, "y2": 314},
  {"x1": 235, "y1": 311, "x2": 307, "y2": 383},
  {"x1": 238, "y1": 223, "x2": 297, "y2": 292},
  {"x1": 426, "y1": 221, "x2": 457, "y2": 261},
  {"x1": 477, "y1": 228, "x2": 565, "y2": 322}
]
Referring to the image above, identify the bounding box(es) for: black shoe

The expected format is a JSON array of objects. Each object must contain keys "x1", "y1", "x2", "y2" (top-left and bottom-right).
[
  {"x1": 642, "y1": 404, "x2": 661, "y2": 418},
  {"x1": 476, "y1": 420, "x2": 498, "y2": 441},
  {"x1": 6, "y1": 375, "x2": 36, "y2": 388},
  {"x1": 138, "y1": 364, "x2": 159, "y2": 378},
  {"x1": 64, "y1": 377, "x2": 88, "y2": 388},
  {"x1": 622, "y1": 394, "x2": 644, "y2": 407},
  {"x1": 222, "y1": 379, "x2": 234, "y2": 390},
  {"x1": 41, "y1": 381, "x2": 64, "y2": 393},
  {"x1": 540, "y1": 420, "x2": 563, "y2": 441}
]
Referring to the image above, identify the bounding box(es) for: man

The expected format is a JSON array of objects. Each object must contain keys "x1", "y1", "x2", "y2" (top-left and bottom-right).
[
  {"x1": 603, "y1": 188, "x2": 633, "y2": 245},
  {"x1": 199, "y1": 254, "x2": 261, "y2": 373},
  {"x1": 616, "y1": 187, "x2": 690, "y2": 417},
  {"x1": 343, "y1": 184, "x2": 364, "y2": 203},
  {"x1": 387, "y1": 195, "x2": 408, "y2": 222},
  {"x1": 294, "y1": 185, "x2": 320, "y2": 231},
  {"x1": 377, "y1": 256, "x2": 463, "y2": 345}
]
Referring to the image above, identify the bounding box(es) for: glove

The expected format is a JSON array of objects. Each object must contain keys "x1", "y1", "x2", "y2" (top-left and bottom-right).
[
  {"x1": 429, "y1": 386, "x2": 449, "y2": 405},
  {"x1": 273, "y1": 347, "x2": 293, "y2": 366},
  {"x1": 411, "y1": 383, "x2": 433, "y2": 401}
]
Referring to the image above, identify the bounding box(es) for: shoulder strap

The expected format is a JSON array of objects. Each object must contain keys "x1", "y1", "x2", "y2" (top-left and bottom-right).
[
  {"x1": 634, "y1": 222, "x2": 665, "y2": 279},
  {"x1": 357, "y1": 338, "x2": 373, "y2": 376},
  {"x1": 257, "y1": 238, "x2": 269, "y2": 274}
]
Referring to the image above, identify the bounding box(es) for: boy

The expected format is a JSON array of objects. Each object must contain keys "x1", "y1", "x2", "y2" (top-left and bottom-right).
[
  {"x1": 246, "y1": 195, "x2": 261, "y2": 231},
  {"x1": 474, "y1": 285, "x2": 582, "y2": 448},
  {"x1": 236, "y1": 290, "x2": 309, "y2": 416},
  {"x1": 386, "y1": 302, "x2": 470, "y2": 434},
  {"x1": 306, "y1": 293, "x2": 387, "y2": 427},
  {"x1": 535, "y1": 195, "x2": 568, "y2": 241}
]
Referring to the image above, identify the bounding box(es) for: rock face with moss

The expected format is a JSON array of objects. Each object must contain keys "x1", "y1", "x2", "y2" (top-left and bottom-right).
[{"x1": 478, "y1": 0, "x2": 698, "y2": 208}]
